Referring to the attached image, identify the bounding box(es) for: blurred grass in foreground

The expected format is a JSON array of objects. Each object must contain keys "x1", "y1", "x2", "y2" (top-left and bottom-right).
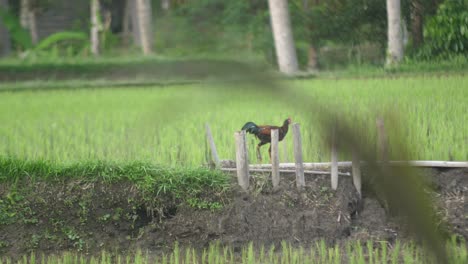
[{"x1": 1, "y1": 238, "x2": 466, "y2": 264}]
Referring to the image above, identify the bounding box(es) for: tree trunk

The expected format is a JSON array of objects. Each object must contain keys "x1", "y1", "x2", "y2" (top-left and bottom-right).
[
  {"x1": 161, "y1": 0, "x2": 170, "y2": 11},
  {"x1": 0, "y1": 0, "x2": 11, "y2": 57},
  {"x1": 268, "y1": 0, "x2": 299, "y2": 75},
  {"x1": 135, "y1": 0, "x2": 152, "y2": 55},
  {"x1": 128, "y1": 0, "x2": 141, "y2": 47},
  {"x1": 28, "y1": 8, "x2": 39, "y2": 44},
  {"x1": 410, "y1": 0, "x2": 423, "y2": 48},
  {"x1": 386, "y1": 0, "x2": 404, "y2": 66},
  {"x1": 20, "y1": 0, "x2": 30, "y2": 28},
  {"x1": 91, "y1": 0, "x2": 101, "y2": 56},
  {"x1": 21, "y1": 0, "x2": 39, "y2": 44},
  {"x1": 122, "y1": 0, "x2": 131, "y2": 46}
]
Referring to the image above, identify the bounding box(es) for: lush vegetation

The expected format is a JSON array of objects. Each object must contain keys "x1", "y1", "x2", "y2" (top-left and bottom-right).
[
  {"x1": 0, "y1": 157, "x2": 229, "y2": 213},
  {"x1": 0, "y1": 75, "x2": 466, "y2": 169},
  {"x1": 1, "y1": 238, "x2": 466, "y2": 264},
  {"x1": 2, "y1": 0, "x2": 466, "y2": 68},
  {"x1": 419, "y1": 0, "x2": 468, "y2": 59}
]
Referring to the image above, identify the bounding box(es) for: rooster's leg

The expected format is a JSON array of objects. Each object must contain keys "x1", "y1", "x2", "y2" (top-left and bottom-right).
[
  {"x1": 256, "y1": 144, "x2": 262, "y2": 162},
  {"x1": 268, "y1": 145, "x2": 271, "y2": 161}
]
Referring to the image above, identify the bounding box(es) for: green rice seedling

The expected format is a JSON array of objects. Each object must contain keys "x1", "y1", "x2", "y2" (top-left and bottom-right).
[
  {"x1": 380, "y1": 241, "x2": 387, "y2": 264},
  {"x1": 2, "y1": 239, "x2": 468, "y2": 264},
  {"x1": 172, "y1": 242, "x2": 180, "y2": 264},
  {"x1": 309, "y1": 244, "x2": 316, "y2": 263},
  {"x1": 403, "y1": 242, "x2": 416, "y2": 264},
  {"x1": 268, "y1": 244, "x2": 276, "y2": 264},
  {"x1": 0, "y1": 76, "x2": 466, "y2": 168},
  {"x1": 184, "y1": 247, "x2": 191, "y2": 264},
  {"x1": 346, "y1": 242, "x2": 356, "y2": 264},
  {"x1": 366, "y1": 240, "x2": 373, "y2": 264},
  {"x1": 247, "y1": 242, "x2": 255, "y2": 264},
  {"x1": 391, "y1": 240, "x2": 401, "y2": 264},
  {"x1": 258, "y1": 244, "x2": 265, "y2": 263},
  {"x1": 374, "y1": 248, "x2": 379, "y2": 264},
  {"x1": 192, "y1": 248, "x2": 199, "y2": 264},
  {"x1": 353, "y1": 240, "x2": 365, "y2": 264},
  {"x1": 201, "y1": 248, "x2": 207, "y2": 264},
  {"x1": 317, "y1": 239, "x2": 327, "y2": 264},
  {"x1": 134, "y1": 249, "x2": 144, "y2": 264},
  {"x1": 334, "y1": 244, "x2": 341, "y2": 264}
]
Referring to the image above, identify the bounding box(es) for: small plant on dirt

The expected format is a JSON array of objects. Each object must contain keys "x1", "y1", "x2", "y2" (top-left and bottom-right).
[
  {"x1": 51, "y1": 217, "x2": 64, "y2": 232},
  {"x1": 0, "y1": 199, "x2": 17, "y2": 225},
  {"x1": 0, "y1": 240, "x2": 9, "y2": 249},
  {"x1": 21, "y1": 206, "x2": 39, "y2": 225},
  {"x1": 126, "y1": 210, "x2": 139, "y2": 230},
  {"x1": 186, "y1": 197, "x2": 222, "y2": 211},
  {"x1": 62, "y1": 227, "x2": 85, "y2": 252},
  {"x1": 112, "y1": 208, "x2": 123, "y2": 221},
  {"x1": 43, "y1": 229, "x2": 58, "y2": 242},
  {"x1": 78, "y1": 200, "x2": 89, "y2": 224},
  {"x1": 0, "y1": 191, "x2": 24, "y2": 225},
  {"x1": 98, "y1": 213, "x2": 111, "y2": 223},
  {"x1": 27, "y1": 234, "x2": 41, "y2": 251}
]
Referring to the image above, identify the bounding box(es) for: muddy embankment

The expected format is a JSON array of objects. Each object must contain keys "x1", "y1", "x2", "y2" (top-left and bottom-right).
[{"x1": 0, "y1": 168, "x2": 467, "y2": 259}]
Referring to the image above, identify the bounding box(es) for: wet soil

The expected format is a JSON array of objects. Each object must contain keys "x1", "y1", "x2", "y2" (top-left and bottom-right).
[{"x1": 0, "y1": 168, "x2": 466, "y2": 259}]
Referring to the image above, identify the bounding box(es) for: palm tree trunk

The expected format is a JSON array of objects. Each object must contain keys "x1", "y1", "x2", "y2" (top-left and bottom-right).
[
  {"x1": 161, "y1": 0, "x2": 170, "y2": 11},
  {"x1": 129, "y1": 0, "x2": 141, "y2": 47},
  {"x1": 28, "y1": 8, "x2": 39, "y2": 44},
  {"x1": 268, "y1": 0, "x2": 299, "y2": 75},
  {"x1": 135, "y1": 0, "x2": 152, "y2": 55},
  {"x1": 386, "y1": 0, "x2": 404, "y2": 66},
  {"x1": 20, "y1": 0, "x2": 29, "y2": 28},
  {"x1": 91, "y1": 0, "x2": 101, "y2": 56},
  {"x1": 21, "y1": 0, "x2": 39, "y2": 44}
]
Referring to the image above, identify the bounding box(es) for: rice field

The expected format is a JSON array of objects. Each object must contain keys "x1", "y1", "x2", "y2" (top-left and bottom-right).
[
  {"x1": 0, "y1": 75, "x2": 466, "y2": 167},
  {"x1": 1, "y1": 239, "x2": 467, "y2": 264}
]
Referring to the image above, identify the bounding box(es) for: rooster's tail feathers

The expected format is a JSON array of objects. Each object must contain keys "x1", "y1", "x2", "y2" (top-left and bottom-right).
[{"x1": 241, "y1": 122, "x2": 259, "y2": 134}]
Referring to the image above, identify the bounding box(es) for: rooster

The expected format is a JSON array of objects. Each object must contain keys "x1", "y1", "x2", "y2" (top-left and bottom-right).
[{"x1": 241, "y1": 117, "x2": 292, "y2": 162}]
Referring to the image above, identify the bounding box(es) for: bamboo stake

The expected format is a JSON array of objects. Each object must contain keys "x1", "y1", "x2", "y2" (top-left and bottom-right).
[
  {"x1": 352, "y1": 149, "x2": 362, "y2": 198},
  {"x1": 331, "y1": 127, "x2": 338, "y2": 190},
  {"x1": 235, "y1": 131, "x2": 249, "y2": 191},
  {"x1": 271, "y1": 129, "x2": 280, "y2": 188},
  {"x1": 205, "y1": 123, "x2": 220, "y2": 168},
  {"x1": 292, "y1": 123, "x2": 305, "y2": 189}
]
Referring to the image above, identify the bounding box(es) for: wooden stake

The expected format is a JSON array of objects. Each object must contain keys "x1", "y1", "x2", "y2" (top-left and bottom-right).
[
  {"x1": 235, "y1": 131, "x2": 249, "y2": 191},
  {"x1": 331, "y1": 127, "x2": 338, "y2": 190},
  {"x1": 292, "y1": 123, "x2": 305, "y2": 189},
  {"x1": 271, "y1": 129, "x2": 280, "y2": 188},
  {"x1": 205, "y1": 123, "x2": 220, "y2": 168},
  {"x1": 352, "y1": 149, "x2": 362, "y2": 198}
]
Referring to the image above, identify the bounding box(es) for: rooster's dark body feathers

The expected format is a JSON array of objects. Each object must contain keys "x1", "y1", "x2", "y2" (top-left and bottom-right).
[{"x1": 241, "y1": 118, "x2": 291, "y2": 161}]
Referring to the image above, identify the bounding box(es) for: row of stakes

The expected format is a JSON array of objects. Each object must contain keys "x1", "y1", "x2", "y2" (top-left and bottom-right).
[{"x1": 233, "y1": 123, "x2": 362, "y2": 197}]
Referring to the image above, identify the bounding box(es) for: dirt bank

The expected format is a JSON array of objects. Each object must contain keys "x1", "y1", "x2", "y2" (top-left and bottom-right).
[{"x1": 0, "y1": 168, "x2": 466, "y2": 259}]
